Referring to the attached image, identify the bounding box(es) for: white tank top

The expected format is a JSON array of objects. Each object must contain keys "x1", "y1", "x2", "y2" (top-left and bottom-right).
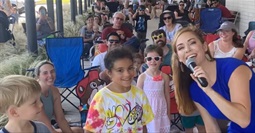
[{"x1": 213, "y1": 39, "x2": 237, "y2": 58}]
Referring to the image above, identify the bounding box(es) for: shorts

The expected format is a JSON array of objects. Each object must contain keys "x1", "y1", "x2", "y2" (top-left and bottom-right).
[{"x1": 181, "y1": 115, "x2": 204, "y2": 129}]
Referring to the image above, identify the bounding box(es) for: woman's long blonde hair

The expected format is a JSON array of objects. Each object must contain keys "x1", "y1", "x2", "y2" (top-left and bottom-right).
[{"x1": 171, "y1": 26, "x2": 214, "y2": 114}]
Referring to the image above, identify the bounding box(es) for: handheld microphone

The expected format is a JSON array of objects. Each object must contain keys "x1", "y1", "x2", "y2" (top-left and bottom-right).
[{"x1": 186, "y1": 57, "x2": 208, "y2": 87}]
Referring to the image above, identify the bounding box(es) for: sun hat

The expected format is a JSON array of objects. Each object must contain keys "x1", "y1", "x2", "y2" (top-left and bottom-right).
[{"x1": 217, "y1": 21, "x2": 238, "y2": 32}]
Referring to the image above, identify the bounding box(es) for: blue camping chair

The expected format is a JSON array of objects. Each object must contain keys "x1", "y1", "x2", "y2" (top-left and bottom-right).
[
  {"x1": 245, "y1": 21, "x2": 255, "y2": 36},
  {"x1": 200, "y1": 8, "x2": 222, "y2": 34},
  {"x1": 46, "y1": 37, "x2": 85, "y2": 109}
]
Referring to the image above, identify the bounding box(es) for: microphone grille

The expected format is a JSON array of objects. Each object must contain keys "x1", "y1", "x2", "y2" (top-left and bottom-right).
[{"x1": 186, "y1": 57, "x2": 195, "y2": 66}]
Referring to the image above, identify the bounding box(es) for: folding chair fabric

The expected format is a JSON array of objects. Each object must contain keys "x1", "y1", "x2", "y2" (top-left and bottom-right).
[
  {"x1": 245, "y1": 21, "x2": 255, "y2": 36},
  {"x1": 46, "y1": 37, "x2": 85, "y2": 109},
  {"x1": 200, "y1": 8, "x2": 222, "y2": 34},
  {"x1": 75, "y1": 68, "x2": 106, "y2": 107},
  {"x1": 46, "y1": 37, "x2": 85, "y2": 88}
]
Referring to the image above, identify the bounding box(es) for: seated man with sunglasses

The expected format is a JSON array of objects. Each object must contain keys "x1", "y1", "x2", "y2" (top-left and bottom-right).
[
  {"x1": 141, "y1": 29, "x2": 172, "y2": 72},
  {"x1": 101, "y1": 12, "x2": 133, "y2": 44},
  {"x1": 92, "y1": 32, "x2": 122, "y2": 73}
]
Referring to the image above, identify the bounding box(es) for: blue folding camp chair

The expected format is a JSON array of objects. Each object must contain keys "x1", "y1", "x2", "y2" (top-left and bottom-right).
[
  {"x1": 200, "y1": 8, "x2": 222, "y2": 34},
  {"x1": 46, "y1": 37, "x2": 85, "y2": 109}
]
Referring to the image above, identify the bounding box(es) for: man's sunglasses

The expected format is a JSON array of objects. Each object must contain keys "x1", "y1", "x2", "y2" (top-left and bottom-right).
[
  {"x1": 152, "y1": 33, "x2": 164, "y2": 40},
  {"x1": 145, "y1": 56, "x2": 162, "y2": 61},
  {"x1": 108, "y1": 39, "x2": 120, "y2": 43},
  {"x1": 163, "y1": 16, "x2": 172, "y2": 20}
]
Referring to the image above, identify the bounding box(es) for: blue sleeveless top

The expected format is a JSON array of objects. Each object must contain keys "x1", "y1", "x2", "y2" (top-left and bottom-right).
[{"x1": 190, "y1": 58, "x2": 255, "y2": 132}]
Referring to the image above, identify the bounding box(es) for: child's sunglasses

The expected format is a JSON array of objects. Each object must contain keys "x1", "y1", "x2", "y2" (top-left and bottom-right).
[
  {"x1": 145, "y1": 56, "x2": 162, "y2": 61},
  {"x1": 151, "y1": 33, "x2": 164, "y2": 40}
]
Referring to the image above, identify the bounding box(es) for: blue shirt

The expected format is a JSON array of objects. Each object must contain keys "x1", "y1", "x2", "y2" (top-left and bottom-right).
[{"x1": 190, "y1": 58, "x2": 255, "y2": 132}]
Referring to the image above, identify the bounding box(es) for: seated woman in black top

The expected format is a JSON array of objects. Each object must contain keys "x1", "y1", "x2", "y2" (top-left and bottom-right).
[{"x1": 174, "y1": 1, "x2": 192, "y2": 26}]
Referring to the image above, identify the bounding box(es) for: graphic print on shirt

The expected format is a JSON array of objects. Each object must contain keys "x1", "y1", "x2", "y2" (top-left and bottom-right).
[
  {"x1": 105, "y1": 100, "x2": 143, "y2": 130},
  {"x1": 137, "y1": 17, "x2": 145, "y2": 31}
]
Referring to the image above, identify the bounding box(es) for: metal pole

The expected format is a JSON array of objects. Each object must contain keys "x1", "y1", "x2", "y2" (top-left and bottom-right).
[
  {"x1": 74, "y1": 0, "x2": 78, "y2": 15},
  {"x1": 78, "y1": 0, "x2": 83, "y2": 15},
  {"x1": 88, "y1": 0, "x2": 91, "y2": 7},
  {"x1": 84, "y1": 0, "x2": 87, "y2": 12},
  {"x1": 70, "y1": 0, "x2": 76, "y2": 23},
  {"x1": 47, "y1": 0, "x2": 54, "y2": 25},
  {"x1": 25, "y1": 0, "x2": 37, "y2": 55},
  {"x1": 56, "y1": 0, "x2": 64, "y2": 36}
]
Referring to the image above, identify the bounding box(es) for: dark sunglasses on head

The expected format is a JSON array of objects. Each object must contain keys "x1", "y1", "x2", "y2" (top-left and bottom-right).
[
  {"x1": 108, "y1": 39, "x2": 120, "y2": 43},
  {"x1": 145, "y1": 56, "x2": 162, "y2": 61},
  {"x1": 152, "y1": 33, "x2": 164, "y2": 40},
  {"x1": 115, "y1": 17, "x2": 124, "y2": 21},
  {"x1": 163, "y1": 16, "x2": 172, "y2": 20}
]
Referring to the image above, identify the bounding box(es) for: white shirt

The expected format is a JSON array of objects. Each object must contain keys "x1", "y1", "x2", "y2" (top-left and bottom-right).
[
  {"x1": 213, "y1": 39, "x2": 237, "y2": 58},
  {"x1": 92, "y1": 51, "x2": 107, "y2": 72}
]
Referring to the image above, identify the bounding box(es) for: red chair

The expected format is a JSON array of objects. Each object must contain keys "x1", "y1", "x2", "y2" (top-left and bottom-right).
[
  {"x1": 170, "y1": 90, "x2": 185, "y2": 131},
  {"x1": 204, "y1": 34, "x2": 219, "y2": 44}
]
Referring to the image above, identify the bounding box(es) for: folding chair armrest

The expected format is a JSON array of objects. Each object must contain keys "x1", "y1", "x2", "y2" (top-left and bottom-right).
[{"x1": 83, "y1": 65, "x2": 100, "y2": 71}]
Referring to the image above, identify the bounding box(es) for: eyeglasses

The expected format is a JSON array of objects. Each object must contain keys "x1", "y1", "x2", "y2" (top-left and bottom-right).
[
  {"x1": 115, "y1": 17, "x2": 124, "y2": 21},
  {"x1": 152, "y1": 33, "x2": 164, "y2": 40},
  {"x1": 145, "y1": 56, "x2": 162, "y2": 61},
  {"x1": 163, "y1": 16, "x2": 172, "y2": 20},
  {"x1": 108, "y1": 39, "x2": 120, "y2": 43}
]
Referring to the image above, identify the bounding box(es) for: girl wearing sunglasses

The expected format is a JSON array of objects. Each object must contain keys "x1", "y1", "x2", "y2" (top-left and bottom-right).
[
  {"x1": 159, "y1": 10, "x2": 182, "y2": 45},
  {"x1": 137, "y1": 45, "x2": 171, "y2": 132}
]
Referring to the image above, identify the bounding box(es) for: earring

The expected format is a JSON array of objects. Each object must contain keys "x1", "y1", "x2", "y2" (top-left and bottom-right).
[{"x1": 179, "y1": 62, "x2": 184, "y2": 72}]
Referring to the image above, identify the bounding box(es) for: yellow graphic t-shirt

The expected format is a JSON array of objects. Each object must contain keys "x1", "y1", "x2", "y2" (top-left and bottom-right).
[{"x1": 84, "y1": 85, "x2": 154, "y2": 133}]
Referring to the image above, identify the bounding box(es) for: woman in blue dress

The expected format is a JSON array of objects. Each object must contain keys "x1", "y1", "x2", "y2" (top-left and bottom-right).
[{"x1": 171, "y1": 26, "x2": 255, "y2": 132}]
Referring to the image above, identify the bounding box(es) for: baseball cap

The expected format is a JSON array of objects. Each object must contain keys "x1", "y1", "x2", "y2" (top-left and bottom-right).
[{"x1": 217, "y1": 21, "x2": 238, "y2": 32}]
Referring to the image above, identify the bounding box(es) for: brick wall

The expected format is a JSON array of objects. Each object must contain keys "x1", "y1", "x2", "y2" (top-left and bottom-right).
[{"x1": 226, "y1": 0, "x2": 255, "y2": 36}]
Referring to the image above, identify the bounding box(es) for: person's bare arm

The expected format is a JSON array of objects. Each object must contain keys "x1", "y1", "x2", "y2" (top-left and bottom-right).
[
  {"x1": 143, "y1": 125, "x2": 147, "y2": 133},
  {"x1": 192, "y1": 65, "x2": 252, "y2": 128},
  {"x1": 46, "y1": 17, "x2": 55, "y2": 31},
  {"x1": 233, "y1": 47, "x2": 246, "y2": 60},
  {"x1": 208, "y1": 42, "x2": 215, "y2": 57},
  {"x1": 163, "y1": 73, "x2": 171, "y2": 117},
  {"x1": 174, "y1": 11, "x2": 182, "y2": 19},
  {"x1": 195, "y1": 102, "x2": 221, "y2": 132},
  {"x1": 243, "y1": 31, "x2": 254, "y2": 59},
  {"x1": 52, "y1": 86, "x2": 73, "y2": 133},
  {"x1": 136, "y1": 73, "x2": 145, "y2": 89}
]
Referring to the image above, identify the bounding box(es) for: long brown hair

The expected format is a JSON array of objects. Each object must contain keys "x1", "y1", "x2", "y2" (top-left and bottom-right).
[{"x1": 171, "y1": 26, "x2": 215, "y2": 114}]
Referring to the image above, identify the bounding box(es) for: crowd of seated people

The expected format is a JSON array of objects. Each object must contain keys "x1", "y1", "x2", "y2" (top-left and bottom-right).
[{"x1": 1, "y1": 0, "x2": 255, "y2": 133}]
